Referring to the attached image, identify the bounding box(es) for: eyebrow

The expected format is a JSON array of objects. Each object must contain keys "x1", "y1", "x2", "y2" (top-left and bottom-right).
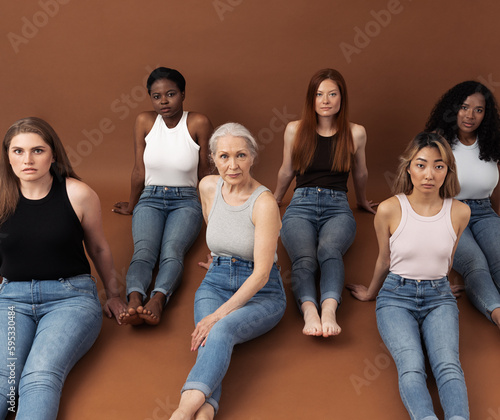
[
  {"x1": 415, "y1": 157, "x2": 444, "y2": 162},
  {"x1": 462, "y1": 101, "x2": 484, "y2": 108}
]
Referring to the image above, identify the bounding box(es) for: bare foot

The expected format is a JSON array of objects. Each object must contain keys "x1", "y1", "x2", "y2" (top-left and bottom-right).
[
  {"x1": 491, "y1": 307, "x2": 500, "y2": 331},
  {"x1": 169, "y1": 408, "x2": 191, "y2": 420},
  {"x1": 138, "y1": 292, "x2": 166, "y2": 325},
  {"x1": 119, "y1": 292, "x2": 144, "y2": 326},
  {"x1": 321, "y1": 298, "x2": 341, "y2": 337},
  {"x1": 194, "y1": 403, "x2": 215, "y2": 420},
  {"x1": 301, "y1": 301, "x2": 322, "y2": 336}
]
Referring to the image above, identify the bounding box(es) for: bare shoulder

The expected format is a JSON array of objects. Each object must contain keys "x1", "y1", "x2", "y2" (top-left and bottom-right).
[
  {"x1": 66, "y1": 177, "x2": 98, "y2": 203},
  {"x1": 136, "y1": 111, "x2": 156, "y2": 127},
  {"x1": 199, "y1": 175, "x2": 219, "y2": 196},
  {"x1": 377, "y1": 196, "x2": 400, "y2": 218},
  {"x1": 350, "y1": 122, "x2": 367, "y2": 146},
  {"x1": 451, "y1": 199, "x2": 471, "y2": 222},
  {"x1": 254, "y1": 190, "x2": 279, "y2": 212},
  {"x1": 187, "y1": 112, "x2": 211, "y2": 128},
  {"x1": 285, "y1": 120, "x2": 300, "y2": 136}
]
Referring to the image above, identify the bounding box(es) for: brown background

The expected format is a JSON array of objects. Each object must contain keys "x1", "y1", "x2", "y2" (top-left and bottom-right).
[{"x1": 1, "y1": 0, "x2": 500, "y2": 419}]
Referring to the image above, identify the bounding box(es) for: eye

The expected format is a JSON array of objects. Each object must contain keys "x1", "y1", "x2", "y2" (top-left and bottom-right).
[
  {"x1": 33, "y1": 149, "x2": 44, "y2": 154},
  {"x1": 237, "y1": 153, "x2": 247, "y2": 158},
  {"x1": 435, "y1": 164, "x2": 445, "y2": 170},
  {"x1": 167, "y1": 92, "x2": 176, "y2": 97},
  {"x1": 153, "y1": 95, "x2": 160, "y2": 100},
  {"x1": 219, "y1": 153, "x2": 228, "y2": 159},
  {"x1": 316, "y1": 93, "x2": 322, "y2": 97},
  {"x1": 475, "y1": 108, "x2": 484, "y2": 114},
  {"x1": 416, "y1": 163, "x2": 424, "y2": 168},
  {"x1": 460, "y1": 105, "x2": 468, "y2": 111},
  {"x1": 329, "y1": 92, "x2": 337, "y2": 97}
]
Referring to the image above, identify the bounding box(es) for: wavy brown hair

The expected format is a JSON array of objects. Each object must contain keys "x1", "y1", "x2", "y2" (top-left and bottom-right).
[
  {"x1": 393, "y1": 132, "x2": 460, "y2": 199},
  {"x1": 292, "y1": 68, "x2": 354, "y2": 174},
  {"x1": 0, "y1": 117, "x2": 80, "y2": 224}
]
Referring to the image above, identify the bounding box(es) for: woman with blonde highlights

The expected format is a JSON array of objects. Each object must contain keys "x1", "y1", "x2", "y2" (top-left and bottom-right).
[
  {"x1": 348, "y1": 132, "x2": 471, "y2": 420},
  {"x1": 274, "y1": 68, "x2": 375, "y2": 337}
]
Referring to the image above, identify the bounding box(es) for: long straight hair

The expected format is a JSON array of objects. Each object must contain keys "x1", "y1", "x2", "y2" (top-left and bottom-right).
[
  {"x1": 0, "y1": 117, "x2": 80, "y2": 224},
  {"x1": 292, "y1": 69, "x2": 354, "y2": 174}
]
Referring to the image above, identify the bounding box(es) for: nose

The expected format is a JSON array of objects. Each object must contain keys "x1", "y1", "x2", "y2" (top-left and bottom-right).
[
  {"x1": 161, "y1": 95, "x2": 169, "y2": 104},
  {"x1": 23, "y1": 152, "x2": 34, "y2": 165},
  {"x1": 465, "y1": 108, "x2": 474, "y2": 118},
  {"x1": 322, "y1": 94, "x2": 329, "y2": 103},
  {"x1": 424, "y1": 167, "x2": 433, "y2": 180},
  {"x1": 229, "y1": 157, "x2": 238, "y2": 169}
]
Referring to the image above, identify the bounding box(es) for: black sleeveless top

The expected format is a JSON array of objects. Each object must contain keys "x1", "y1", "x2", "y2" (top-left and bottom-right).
[
  {"x1": 0, "y1": 175, "x2": 91, "y2": 281},
  {"x1": 295, "y1": 133, "x2": 350, "y2": 191}
]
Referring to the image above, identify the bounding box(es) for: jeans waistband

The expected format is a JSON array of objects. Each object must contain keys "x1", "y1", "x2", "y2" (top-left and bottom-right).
[
  {"x1": 294, "y1": 187, "x2": 347, "y2": 198},
  {"x1": 387, "y1": 272, "x2": 448, "y2": 285},
  {"x1": 460, "y1": 197, "x2": 490, "y2": 205},
  {"x1": 1, "y1": 274, "x2": 96, "y2": 284},
  {"x1": 144, "y1": 186, "x2": 197, "y2": 195},
  {"x1": 211, "y1": 256, "x2": 279, "y2": 271}
]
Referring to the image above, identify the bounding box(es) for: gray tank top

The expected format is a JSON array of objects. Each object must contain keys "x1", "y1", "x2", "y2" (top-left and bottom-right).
[{"x1": 206, "y1": 177, "x2": 276, "y2": 262}]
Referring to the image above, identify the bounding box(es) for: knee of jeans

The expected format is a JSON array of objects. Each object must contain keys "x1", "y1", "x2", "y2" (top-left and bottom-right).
[
  {"x1": 292, "y1": 255, "x2": 318, "y2": 273},
  {"x1": 19, "y1": 370, "x2": 63, "y2": 396}
]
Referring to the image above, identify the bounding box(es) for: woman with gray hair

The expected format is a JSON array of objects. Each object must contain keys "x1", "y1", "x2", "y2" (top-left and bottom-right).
[{"x1": 169, "y1": 123, "x2": 286, "y2": 420}]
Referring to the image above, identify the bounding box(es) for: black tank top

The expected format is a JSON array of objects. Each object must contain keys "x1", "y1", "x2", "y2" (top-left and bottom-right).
[
  {"x1": 0, "y1": 175, "x2": 91, "y2": 281},
  {"x1": 295, "y1": 133, "x2": 350, "y2": 191}
]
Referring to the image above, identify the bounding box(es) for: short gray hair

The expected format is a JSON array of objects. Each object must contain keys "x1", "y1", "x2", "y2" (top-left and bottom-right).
[{"x1": 209, "y1": 122, "x2": 259, "y2": 158}]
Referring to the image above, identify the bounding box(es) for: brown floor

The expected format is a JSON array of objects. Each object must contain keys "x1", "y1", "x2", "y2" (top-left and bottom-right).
[{"x1": 9, "y1": 176, "x2": 500, "y2": 420}]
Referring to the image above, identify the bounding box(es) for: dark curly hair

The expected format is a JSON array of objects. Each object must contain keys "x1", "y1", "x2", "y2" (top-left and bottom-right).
[{"x1": 425, "y1": 81, "x2": 500, "y2": 162}]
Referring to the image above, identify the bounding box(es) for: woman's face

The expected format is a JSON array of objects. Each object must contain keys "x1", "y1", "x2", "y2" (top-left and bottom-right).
[
  {"x1": 407, "y1": 146, "x2": 448, "y2": 195},
  {"x1": 315, "y1": 79, "x2": 341, "y2": 117},
  {"x1": 150, "y1": 78, "x2": 184, "y2": 119},
  {"x1": 212, "y1": 135, "x2": 254, "y2": 186},
  {"x1": 8, "y1": 132, "x2": 54, "y2": 183},
  {"x1": 456, "y1": 92, "x2": 485, "y2": 138}
]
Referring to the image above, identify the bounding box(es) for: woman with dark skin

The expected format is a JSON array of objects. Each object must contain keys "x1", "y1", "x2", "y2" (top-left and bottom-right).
[
  {"x1": 113, "y1": 67, "x2": 212, "y2": 325},
  {"x1": 425, "y1": 81, "x2": 500, "y2": 330}
]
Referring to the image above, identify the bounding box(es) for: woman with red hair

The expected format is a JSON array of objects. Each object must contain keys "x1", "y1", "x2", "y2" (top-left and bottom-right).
[{"x1": 274, "y1": 68, "x2": 376, "y2": 336}]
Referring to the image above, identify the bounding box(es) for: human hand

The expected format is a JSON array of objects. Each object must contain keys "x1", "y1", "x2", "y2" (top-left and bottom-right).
[
  {"x1": 112, "y1": 201, "x2": 133, "y2": 215},
  {"x1": 345, "y1": 284, "x2": 375, "y2": 302},
  {"x1": 450, "y1": 284, "x2": 465, "y2": 298},
  {"x1": 191, "y1": 313, "x2": 220, "y2": 351},
  {"x1": 198, "y1": 254, "x2": 213, "y2": 270},
  {"x1": 104, "y1": 296, "x2": 128, "y2": 325},
  {"x1": 357, "y1": 200, "x2": 378, "y2": 214}
]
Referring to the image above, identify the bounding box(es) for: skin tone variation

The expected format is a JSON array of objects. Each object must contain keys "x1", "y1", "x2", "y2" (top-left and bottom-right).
[
  {"x1": 274, "y1": 78, "x2": 376, "y2": 337},
  {"x1": 113, "y1": 76, "x2": 212, "y2": 326}
]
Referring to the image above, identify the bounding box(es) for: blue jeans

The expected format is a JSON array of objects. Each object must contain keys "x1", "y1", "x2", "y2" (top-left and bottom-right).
[
  {"x1": 182, "y1": 256, "x2": 286, "y2": 412},
  {"x1": 452, "y1": 198, "x2": 500, "y2": 322},
  {"x1": 126, "y1": 186, "x2": 202, "y2": 301},
  {"x1": 280, "y1": 187, "x2": 356, "y2": 309},
  {"x1": 376, "y1": 274, "x2": 469, "y2": 420},
  {"x1": 0, "y1": 275, "x2": 102, "y2": 420}
]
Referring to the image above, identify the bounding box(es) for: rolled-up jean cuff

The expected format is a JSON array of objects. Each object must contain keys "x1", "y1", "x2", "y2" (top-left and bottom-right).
[
  {"x1": 421, "y1": 417, "x2": 438, "y2": 420},
  {"x1": 126, "y1": 286, "x2": 147, "y2": 301},
  {"x1": 449, "y1": 416, "x2": 468, "y2": 420},
  {"x1": 487, "y1": 304, "x2": 500, "y2": 323},
  {"x1": 181, "y1": 382, "x2": 219, "y2": 414},
  {"x1": 297, "y1": 296, "x2": 318, "y2": 312},
  {"x1": 151, "y1": 288, "x2": 172, "y2": 307},
  {"x1": 320, "y1": 292, "x2": 342, "y2": 306}
]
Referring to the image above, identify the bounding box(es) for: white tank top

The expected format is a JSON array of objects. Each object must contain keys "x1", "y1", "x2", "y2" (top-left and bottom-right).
[
  {"x1": 453, "y1": 139, "x2": 498, "y2": 200},
  {"x1": 143, "y1": 111, "x2": 200, "y2": 187},
  {"x1": 389, "y1": 194, "x2": 456, "y2": 280}
]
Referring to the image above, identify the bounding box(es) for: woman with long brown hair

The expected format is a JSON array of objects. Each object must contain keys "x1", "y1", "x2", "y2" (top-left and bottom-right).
[
  {"x1": 274, "y1": 68, "x2": 375, "y2": 336},
  {"x1": 0, "y1": 117, "x2": 126, "y2": 419}
]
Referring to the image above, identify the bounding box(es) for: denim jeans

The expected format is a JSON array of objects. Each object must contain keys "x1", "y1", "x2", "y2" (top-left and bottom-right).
[
  {"x1": 452, "y1": 198, "x2": 500, "y2": 321},
  {"x1": 126, "y1": 186, "x2": 203, "y2": 300},
  {"x1": 376, "y1": 274, "x2": 469, "y2": 420},
  {"x1": 182, "y1": 256, "x2": 286, "y2": 412},
  {"x1": 280, "y1": 187, "x2": 356, "y2": 309},
  {"x1": 0, "y1": 275, "x2": 102, "y2": 420}
]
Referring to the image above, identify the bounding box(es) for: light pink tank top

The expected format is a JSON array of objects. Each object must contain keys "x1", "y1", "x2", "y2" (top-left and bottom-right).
[{"x1": 389, "y1": 194, "x2": 456, "y2": 280}]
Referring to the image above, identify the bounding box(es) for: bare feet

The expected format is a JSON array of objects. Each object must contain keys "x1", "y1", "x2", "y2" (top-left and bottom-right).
[
  {"x1": 169, "y1": 408, "x2": 191, "y2": 420},
  {"x1": 491, "y1": 307, "x2": 500, "y2": 331},
  {"x1": 138, "y1": 292, "x2": 166, "y2": 325},
  {"x1": 301, "y1": 301, "x2": 323, "y2": 336},
  {"x1": 119, "y1": 292, "x2": 144, "y2": 325},
  {"x1": 169, "y1": 390, "x2": 206, "y2": 420},
  {"x1": 321, "y1": 298, "x2": 341, "y2": 337},
  {"x1": 194, "y1": 403, "x2": 215, "y2": 420}
]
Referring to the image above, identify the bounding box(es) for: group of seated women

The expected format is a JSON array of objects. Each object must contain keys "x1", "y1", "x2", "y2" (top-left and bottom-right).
[{"x1": 0, "y1": 66, "x2": 499, "y2": 420}]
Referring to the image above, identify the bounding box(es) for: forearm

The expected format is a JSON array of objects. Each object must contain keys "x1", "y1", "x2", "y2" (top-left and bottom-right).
[
  {"x1": 352, "y1": 168, "x2": 369, "y2": 205},
  {"x1": 274, "y1": 169, "x2": 295, "y2": 203},
  {"x1": 88, "y1": 246, "x2": 121, "y2": 298},
  {"x1": 128, "y1": 170, "x2": 145, "y2": 210},
  {"x1": 212, "y1": 271, "x2": 269, "y2": 319},
  {"x1": 366, "y1": 259, "x2": 390, "y2": 299}
]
